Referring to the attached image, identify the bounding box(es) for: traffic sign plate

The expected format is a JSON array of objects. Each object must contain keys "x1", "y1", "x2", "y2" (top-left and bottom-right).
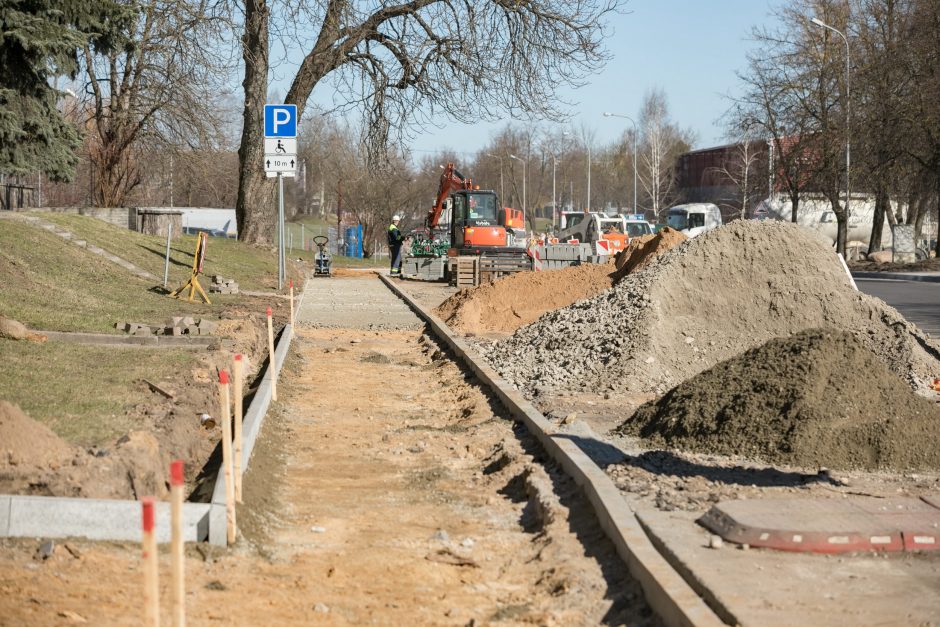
[
  {"x1": 264, "y1": 138, "x2": 296, "y2": 155},
  {"x1": 265, "y1": 155, "x2": 297, "y2": 175},
  {"x1": 264, "y1": 104, "x2": 297, "y2": 137}
]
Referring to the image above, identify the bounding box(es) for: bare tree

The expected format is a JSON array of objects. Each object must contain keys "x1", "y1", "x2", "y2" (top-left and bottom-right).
[
  {"x1": 637, "y1": 88, "x2": 693, "y2": 218},
  {"x1": 78, "y1": 0, "x2": 235, "y2": 207},
  {"x1": 235, "y1": 0, "x2": 622, "y2": 243}
]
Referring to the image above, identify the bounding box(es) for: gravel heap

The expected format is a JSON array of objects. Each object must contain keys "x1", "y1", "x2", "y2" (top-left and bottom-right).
[
  {"x1": 611, "y1": 227, "x2": 686, "y2": 281},
  {"x1": 486, "y1": 220, "x2": 940, "y2": 397},
  {"x1": 617, "y1": 329, "x2": 940, "y2": 471}
]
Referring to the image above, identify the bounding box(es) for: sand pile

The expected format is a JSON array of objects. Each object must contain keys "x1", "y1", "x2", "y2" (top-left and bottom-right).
[
  {"x1": 612, "y1": 227, "x2": 687, "y2": 280},
  {"x1": 487, "y1": 221, "x2": 940, "y2": 396},
  {"x1": 435, "y1": 261, "x2": 616, "y2": 335},
  {"x1": 618, "y1": 330, "x2": 940, "y2": 470}
]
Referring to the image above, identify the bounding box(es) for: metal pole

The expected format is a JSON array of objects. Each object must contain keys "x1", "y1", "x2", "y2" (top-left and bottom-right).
[
  {"x1": 163, "y1": 223, "x2": 172, "y2": 288},
  {"x1": 522, "y1": 160, "x2": 527, "y2": 217},
  {"x1": 632, "y1": 130, "x2": 638, "y2": 213},
  {"x1": 301, "y1": 223, "x2": 305, "y2": 251},
  {"x1": 277, "y1": 173, "x2": 284, "y2": 289},
  {"x1": 552, "y1": 156, "x2": 556, "y2": 232},
  {"x1": 587, "y1": 145, "x2": 591, "y2": 212}
]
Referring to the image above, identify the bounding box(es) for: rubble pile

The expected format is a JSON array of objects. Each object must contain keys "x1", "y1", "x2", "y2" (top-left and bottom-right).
[{"x1": 486, "y1": 221, "x2": 940, "y2": 397}]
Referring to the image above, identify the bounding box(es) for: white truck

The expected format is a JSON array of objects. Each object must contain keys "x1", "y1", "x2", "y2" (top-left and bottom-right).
[
  {"x1": 666, "y1": 203, "x2": 722, "y2": 238},
  {"x1": 620, "y1": 213, "x2": 654, "y2": 238}
]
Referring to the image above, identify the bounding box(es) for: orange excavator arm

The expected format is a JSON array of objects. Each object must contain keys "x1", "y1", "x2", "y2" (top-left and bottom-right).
[{"x1": 427, "y1": 163, "x2": 472, "y2": 229}]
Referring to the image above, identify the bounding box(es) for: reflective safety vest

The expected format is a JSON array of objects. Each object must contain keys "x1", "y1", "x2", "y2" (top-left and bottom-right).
[{"x1": 387, "y1": 223, "x2": 404, "y2": 246}]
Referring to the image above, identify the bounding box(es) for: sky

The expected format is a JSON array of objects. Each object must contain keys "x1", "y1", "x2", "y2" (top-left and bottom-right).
[
  {"x1": 277, "y1": 0, "x2": 779, "y2": 157},
  {"x1": 405, "y1": 0, "x2": 778, "y2": 155}
]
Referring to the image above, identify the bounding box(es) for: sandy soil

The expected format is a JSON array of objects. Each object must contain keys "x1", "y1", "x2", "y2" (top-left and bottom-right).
[{"x1": 0, "y1": 298, "x2": 654, "y2": 625}]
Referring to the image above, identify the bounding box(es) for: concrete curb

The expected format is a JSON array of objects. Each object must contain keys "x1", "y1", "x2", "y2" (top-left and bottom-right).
[
  {"x1": 42, "y1": 330, "x2": 220, "y2": 349},
  {"x1": 378, "y1": 274, "x2": 725, "y2": 627},
  {"x1": 0, "y1": 284, "x2": 306, "y2": 547},
  {"x1": 852, "y1": 271, "x2": 940, "y2": 283}
]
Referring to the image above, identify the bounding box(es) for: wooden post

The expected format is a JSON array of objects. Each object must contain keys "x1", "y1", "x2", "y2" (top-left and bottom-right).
[
  {"x1": 142, "y1": 497, "x2": 160, "y2": 627},
  {"x1": 289, "y1": 279, "x2": 295, "y2": 330},
  {"x1": 266, "y1": 307, "x2": 276, "y2": 401},
  {"x1": 219, "y1": 370, "x2": 236, "y2": 544},
  {"x1": 232, "y1": 355, "x2": 244, "y2": 503},
  {"x1": 170, "y1": 460, "x2": 186, "y2": 627}
]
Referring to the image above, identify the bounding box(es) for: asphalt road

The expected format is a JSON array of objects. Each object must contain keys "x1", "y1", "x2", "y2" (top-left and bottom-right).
[{"x1": 856, "y1": 278, "x2": 940, "y2": 338}]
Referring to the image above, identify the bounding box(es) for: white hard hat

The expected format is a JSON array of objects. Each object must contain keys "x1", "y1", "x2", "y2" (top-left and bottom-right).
[{"x1": 393, "y1": 214, "x2": 402, "y2": 221}]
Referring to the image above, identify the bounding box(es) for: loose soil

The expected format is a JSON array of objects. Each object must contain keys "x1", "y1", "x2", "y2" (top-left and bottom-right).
[
  {"x1": 435, "y1": 261, "x2": 616, "y2": 335},
  {"x1": 611, "y1": 227, "x2": 687, "y2": 281},
  {"x1": 618, "y1": 329, "x2": 940, "y2": 471},
  {"x1": 0, "y1": 323, "x2": 654, "y2": 626},
  {"x1": 488, "y1": 221, "x2": 940, "y2": 398}
]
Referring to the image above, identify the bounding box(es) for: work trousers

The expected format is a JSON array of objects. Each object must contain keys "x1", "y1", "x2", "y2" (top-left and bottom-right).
[{"x1": 390, "y1": 245, "x2": 403, "y2": 275}]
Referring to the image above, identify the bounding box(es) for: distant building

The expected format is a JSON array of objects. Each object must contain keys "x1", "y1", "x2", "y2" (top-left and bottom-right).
[{"x1": 674, "y1": 140, "x2": 773, "y2": 221}]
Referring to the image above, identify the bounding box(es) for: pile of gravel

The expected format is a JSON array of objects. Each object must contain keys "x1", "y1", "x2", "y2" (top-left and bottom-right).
[
  {"x1": 485, "y1": 221, "x2": 940, "y2": 397},
  {"x1": 617, "y1": 329, "x2": 940, "y2": 470}
]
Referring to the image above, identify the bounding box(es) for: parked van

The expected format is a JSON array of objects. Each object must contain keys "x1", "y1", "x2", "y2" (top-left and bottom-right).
[{"x1": 666, "y1": 203, "x2": 722, "y2": 238}]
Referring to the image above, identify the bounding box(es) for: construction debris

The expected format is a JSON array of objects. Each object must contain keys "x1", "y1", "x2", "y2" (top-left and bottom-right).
[
  {"x1": 486, "y1": 220, "x2": 940, "y2": 397},
  {"x1": 115, "y1": 317, "x2": 220, "y2": 337},
  {"x1": 209, "y1": 275, "x2": 239, "y2": 294}
]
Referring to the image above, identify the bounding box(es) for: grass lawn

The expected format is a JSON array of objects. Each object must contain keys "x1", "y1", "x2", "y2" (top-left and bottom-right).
[
  {"x1": 35, "y1": 212, "x2": 303, "y2": 291},
  {"x1": 0, "y1": 340, "x2": 196, "y2": 446},
  {"x1": 0, "y1": 219, "x2": 221, "y2": 332}
]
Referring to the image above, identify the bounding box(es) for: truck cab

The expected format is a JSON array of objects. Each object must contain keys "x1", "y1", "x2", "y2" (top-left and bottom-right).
[
  {"x1": 557, "y1": 211, "x2": 630, "y2": 255},
  {"x1": 619, "y1": 213, "x2": 654, "y2": 238}
]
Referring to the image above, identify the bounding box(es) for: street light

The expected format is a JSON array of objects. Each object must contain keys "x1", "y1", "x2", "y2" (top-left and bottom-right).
[
  {"x1": 810, "y1": 15, "x2": 851, "y2": 253},
  {"x1": 563, "y1": 131, "x2": 591, "y2": 211},
  {"x1": 539, "y1": 145, "x2": 558, "y2": 232},
  {"x1": 508, "y1": 153, "x2": 526, "y2": 216},
  {"x1": 603, "y1": 112, "x2": 638, "y2": 215},
  {"x1": 485, "y1": 153, "x2": 504, "y2": 203}
]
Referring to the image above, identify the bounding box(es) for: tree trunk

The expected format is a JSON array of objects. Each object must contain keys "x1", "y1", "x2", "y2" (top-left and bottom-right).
[
  {"x1": 828, "y1": 189, "x2": 847, "y2": 256},
  {"x1": 869, "y1": 182, "x2": 889, "y2": 252},
  {"x1": 935, "y1": 172, "x2": 940, "y2": 258},
  {"x1": 789, "y1": 189, "x2": 799, "y2": 223},
  {"x1": 235, "y1": 0, "x2": 273, "y2": 244}
]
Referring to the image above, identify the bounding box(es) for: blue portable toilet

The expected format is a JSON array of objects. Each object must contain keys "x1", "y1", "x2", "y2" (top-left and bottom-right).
[{"x1": 344, "y1": 225, "x2": 363, "y2": 258}]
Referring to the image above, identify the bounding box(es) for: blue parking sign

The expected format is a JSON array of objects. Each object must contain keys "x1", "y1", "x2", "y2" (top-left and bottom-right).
[{"x1": 264, "y1": 104, "x2": 297, "y2": 137}]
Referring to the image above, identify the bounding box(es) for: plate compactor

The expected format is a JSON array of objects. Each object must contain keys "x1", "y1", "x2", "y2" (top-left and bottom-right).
[{"x1": 313, "y1": 235, "x2": 332, "y2": 277}]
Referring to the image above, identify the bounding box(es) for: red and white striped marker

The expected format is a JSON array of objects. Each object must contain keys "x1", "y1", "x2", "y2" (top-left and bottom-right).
[
  {"x1": 170, "y1": 460, "x2": 186, "y2": 627},
  {"x1": 142, "y1": 497, "x2": 160, "y2": 627},
  {"x1": 232, "y1": 355, "x2": 244, "y2": 503},
  {"x1": 218, "y1": 371, "x2": 236, "y2": 544},
  {"x1": 266, "y1": 307, "x2": 276, "y2": 401}
]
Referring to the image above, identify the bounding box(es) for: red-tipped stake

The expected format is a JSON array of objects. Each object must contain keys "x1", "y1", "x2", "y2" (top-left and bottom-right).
[
  {"x1": 218, "y1": 371, "x2": 236, "y2": 544},
  {"x1": 266, "y1": 307, "x2": 277, "y2": 401},
  {"x1": 169, "y1": 461, "x2": 186, "y2": 627},
  {"x1": 142, "y1": 497, "x2": 160, "y2": 627},
  {"x1": 232, "y1": 355, "x2": 244, "y2": 503}
]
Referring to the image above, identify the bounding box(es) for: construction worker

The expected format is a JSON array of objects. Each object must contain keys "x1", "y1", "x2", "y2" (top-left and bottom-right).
[{"x1": 387, "y1": 214, "x2": 406, "y2": 277}]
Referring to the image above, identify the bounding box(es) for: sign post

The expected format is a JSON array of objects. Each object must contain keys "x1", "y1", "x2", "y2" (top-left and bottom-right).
[{"x1": 263, "y1": 104, "x2": 298, "y2": 290}]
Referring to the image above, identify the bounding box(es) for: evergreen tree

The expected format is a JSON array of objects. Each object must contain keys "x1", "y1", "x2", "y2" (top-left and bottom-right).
[{"x1": 0, "y1": 0, "x2": 129, "y2": 181}]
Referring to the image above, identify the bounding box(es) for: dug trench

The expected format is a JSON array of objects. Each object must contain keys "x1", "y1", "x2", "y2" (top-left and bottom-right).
[{"x1": 0, "y1": 322, "x2": 655, "y2": 625}]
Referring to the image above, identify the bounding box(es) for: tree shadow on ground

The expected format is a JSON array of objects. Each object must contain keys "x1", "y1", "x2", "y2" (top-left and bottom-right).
[{"x1": 138, "y1": 243, "x2": 191, "y2": 268}]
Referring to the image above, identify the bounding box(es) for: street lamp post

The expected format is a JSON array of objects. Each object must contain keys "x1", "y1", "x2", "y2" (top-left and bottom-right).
[
  {"x1": 562, "y1": 131, "x2": 591, "y2": 210},
  {"x1": 603, "y1": 112, "x2": 638, "y2": 214},
  {"x1": 485, "y1": 153, "x2": 505, "y2": 203},
  {"x1": 810, "y1": 16, "x2": 850, "y2": 254},
  {"x1": 508, "y1": 153, "x2": 526, "y2": 216},
  {"x1": 538, "y1": 143, "x2": 558, "y2": 231}
]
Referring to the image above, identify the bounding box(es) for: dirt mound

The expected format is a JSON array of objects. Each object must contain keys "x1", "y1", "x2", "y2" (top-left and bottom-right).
[
  {"x1": 0, "y1": 402, "x2": 170, "y2": 499},
  {"x1": 612, "y1": 227, "x2": 687, "y2": 280},
  {"x1": 0, "y1": 401, "x2": 75, "y2": 467},
  {"x1": 618, "y1": 330, "x2": 940, "y2": 470},
  {"x1": 435, "y1": 262, "x2": 616, "y2": 335},
  {"x1": 488, "y1": 220, "x2": 940, "y2": 397}
]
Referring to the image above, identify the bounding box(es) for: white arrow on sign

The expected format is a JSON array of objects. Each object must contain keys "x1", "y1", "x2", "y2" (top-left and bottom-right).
[
  {"x1": 264, "y1": 137, "x2": 297, "y2": 155},
  {"x1": 264, "y1": 156, "x2": 297, "y2": 174}
]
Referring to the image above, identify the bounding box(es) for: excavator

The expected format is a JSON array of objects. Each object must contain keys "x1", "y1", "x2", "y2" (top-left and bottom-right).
[{"x1": 411, "y1": 163, "x2": 531, "y2": 279}]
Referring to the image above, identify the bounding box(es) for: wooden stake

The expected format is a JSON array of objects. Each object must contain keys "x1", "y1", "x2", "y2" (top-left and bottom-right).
[
  {"x1": 266, "y1": 307, "x2": 277, "y2": 401},
  {"x1": 219, "y1": 370, "x2": 236, "y2": 544},
  {"x1": 232, "y1": 355, "x2": 244, "y2": 503},
  {"x1": 142, "y1": 497, "x2": 160, "y2": 627},
  {"x1": 169, "y1": 461, "x2": 186, "y2": 627},
  {"x1": 289, "y1": 279, "x2": 295, "y2": 330}
]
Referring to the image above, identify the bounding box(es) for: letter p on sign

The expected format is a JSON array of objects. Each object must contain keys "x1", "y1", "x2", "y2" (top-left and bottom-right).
[{"x1": 264, "y1": 104, "x2": 297, "y2": 138}]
